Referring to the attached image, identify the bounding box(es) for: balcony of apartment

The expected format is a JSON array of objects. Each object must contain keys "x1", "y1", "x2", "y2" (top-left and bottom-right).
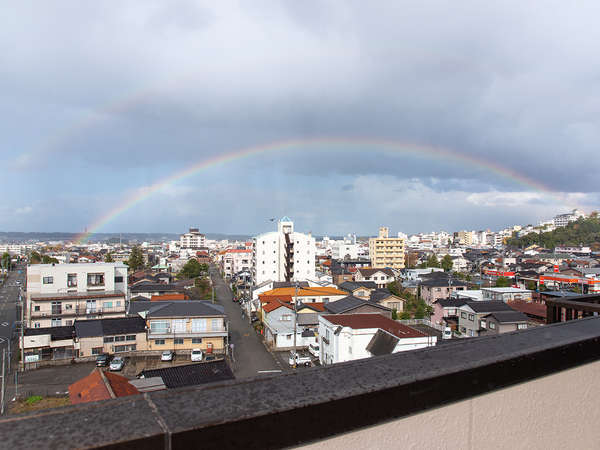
[
  {"x1": 147, "y1": 327, "x2": 228, "y2": 339},
  {"x1": 30, "y1": 305, "x2": 125, "y2": 318},
  {"x1": 4, "y1": 317, "x2": 600, "y2": 449}
]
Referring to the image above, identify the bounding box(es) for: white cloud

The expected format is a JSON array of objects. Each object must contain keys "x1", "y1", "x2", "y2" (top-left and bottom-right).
[{"x1": 14, "y1": 206, "x2": 33, "y2": 215}]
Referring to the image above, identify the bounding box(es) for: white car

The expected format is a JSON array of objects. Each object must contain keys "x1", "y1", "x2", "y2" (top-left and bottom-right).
[
  {"x1": 161, "y1": 350, "x2": 174, "y2": 361},
  {"x1": 308, "y1": 344, "x2": 320, "y2": 358},
  {"x1": 191, "y1": 349, "x2": 203, "y2": 362},
  {"x1": 109, "y1": 356, "x2": 125, "y2": 371}
]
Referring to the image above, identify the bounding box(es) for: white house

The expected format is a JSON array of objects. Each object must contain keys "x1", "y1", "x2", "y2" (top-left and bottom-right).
[
  {"x1": 318, "y1": 313, "x2": 436, "y2": 365},
  {"x1": 354, "y1": 268, "x2": 395, "y2": 288},
  {"x1": 25, "y1": 262, "x2": 128, "y2": 328},
  {"x1": 252, "y1": 217, "x2": 316, "y2": 286}
]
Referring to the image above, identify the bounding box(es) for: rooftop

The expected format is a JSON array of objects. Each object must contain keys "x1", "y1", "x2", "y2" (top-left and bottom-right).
[
  {"x1": 321, "y1": 313, "x2": 426, "y2": 338},
  {"x1": 139, "y1": 361, "x2": 235, "y2": 389}
]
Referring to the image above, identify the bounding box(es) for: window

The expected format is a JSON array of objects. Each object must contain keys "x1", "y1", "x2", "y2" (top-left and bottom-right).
[
  {"x1": 192, "y1": 338, "x2": 202, "y2": 344},
  {"x1": 461, "y1": 312, "x2": 467, "y2": 319},
  {"x1": 154, "y1": 339, "x2": 165, "y2": 345},
  {"x1": 51, "y1": 319, "x2": 61, "y2": 328},
  {"x1": 51, "y1": 301, "x2": 62, "y2": 315},
  {"x1": 103, "y1": 337, "x2": 115, "y2": 343},
  {"x1": 67, "y1": 274, "x2": 77, "y2": 287},
  {"x1": 104, "y1": 301, "x2": 113, "y2": 309},
  {"x1": 468, "y1": 314, "x2": 474, "y2": 321},
  {"x1": 43, "y1": 276, "x2": 53, "y2": 284},
  {"x1": 489, "y1": 322, "x2": 496, "y2": 329},
  {"x1": 173, "y1": 319, "x2": 186, "y2": 333},
  {"x1": 518, "y1": 323, "x2": 527, "y2": 329},
  {"x1": 150, "y1": 320, "x2": 170, "y2": 333},
  {"x1": 65, "y1": 304, "x2": 72, "y2": 310},
  {"x1": 34, "y1": 305, "x2": 40, "y2": 312},
  {"x1": 286, "y1": 334, "x2": 292, "y2": 340},
  {"x1": 126, "y1": 335, "x2": 136, "y2": 341},
  {"x1": 116, "y1": 300, "x2": 121, "y2": 307},
  {"x1": 87, "y1": 273, "x2": 105, "y2": 286},
  {"x1": 65, "y1": 320, "x2": 73, "y2": 326},
  {"x1": 191, "y1": 319, "x2": 207, "y2": 332},
  {"x1": 34, "y1": 323, "x2": 40, "y2": 328},
  {"x1": 114, "y1": 276, "x2": 123, "y2": 283},
  {"x1": 91, "y1": 347, "x2": 103, "y2": 355},
  {"x1": 174, "y1": 338, "x2": 184, "y2": 345},
  {"x1": 280, "y1": 314, "x2": 292, "y2": 322},
  {"x1": 211, "y1": 319, "x2": 221, "y2": 331},
  {"x1": 114, "y1": 335, "x2": 125, "y2": 342},
  {"x1": 480, "y1": 320, "x2": 487, "y2": 329}
]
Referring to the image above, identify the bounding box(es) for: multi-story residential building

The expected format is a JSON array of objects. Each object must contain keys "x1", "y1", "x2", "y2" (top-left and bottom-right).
[
  {"x1": 25, "y1": 263, "x2": 128, "y2": 328},
  {"x1": 318, "y1": 314, "x2": 435, "y2": 365},
  {"x1": 457, "y1": 301, "x2": 520, "y2": 337},
  {"x1": 129, "y1": 301, "x2": 227, "y2": 355},
  {"x1": 220, "y1": 249, "x2": 252, "y2": 278},
  {"x1": 368, "y1": 227, "x2": 405, "y2": 269},
  {"x1": 180, "y1": 228, "x2": 206, "y2": 249},
  {"x1": 252, "y1": 217, "x2": 316, "y2": 286},
  {"x1": 420, "y1": 278, "x2": 469, "y2": 305},
  {"x1": 553, "y1": 209, "x2": 585, "y2": 228},
  {"x1": 481, "y1": 287, "x2": 532, "y2": 302}
]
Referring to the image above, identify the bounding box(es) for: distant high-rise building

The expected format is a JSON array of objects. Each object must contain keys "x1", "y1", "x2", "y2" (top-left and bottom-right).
[
  {"x1": 368, "y1": 226, "x2": 405, "y2": 269},
  {"x1": 180, "y1": 228, "x2": 206, "y2": 249},
  {"x1": 252, "y1": 217, "x2": 315, "y2": 286}
]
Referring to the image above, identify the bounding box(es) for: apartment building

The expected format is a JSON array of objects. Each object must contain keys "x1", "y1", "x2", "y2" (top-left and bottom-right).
[
  {"x1": 180, "y1": 228, "x2": 206, "y2": 249},
  {"x1": 26, "y1": 263, "x2": 128, "y2": 328},
  {"x1": 252, "y1": 217, "x2": 316, "y2": 286},
  {"x1": 129, "y1": 301, "x2": 227, "y2": 354},
  {"x1": 219, "y1": 249, "x2": 252, "y2": 278},
  {"x1": 368, "y1": 227, "x2": 405, "y2": 269}
]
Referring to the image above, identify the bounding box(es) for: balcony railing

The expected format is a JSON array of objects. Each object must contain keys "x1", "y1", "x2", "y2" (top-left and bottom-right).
[
  {"x1": 148, "y1": 327, "x2": 227, "y2": 338},
  {"x1": 6, "y1": 316, "x2": 600, "y2": 448},
  {"x1": 30, "y1": 305, "x2": 125, "y2": 317}
]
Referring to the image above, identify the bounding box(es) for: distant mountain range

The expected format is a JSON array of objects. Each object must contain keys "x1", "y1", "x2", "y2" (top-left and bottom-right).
[{"x1": 0, "y1": 232, "x2": 251, "y2": 243}]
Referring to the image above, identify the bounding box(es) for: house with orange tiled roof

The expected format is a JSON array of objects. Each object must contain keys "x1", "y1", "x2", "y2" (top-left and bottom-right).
[
  {"x1": 69, "y1": 368, "x2": 139, "y2": 404},
  {"x1": 260, "y1": 286, "x2": 347, "y2": 305}
]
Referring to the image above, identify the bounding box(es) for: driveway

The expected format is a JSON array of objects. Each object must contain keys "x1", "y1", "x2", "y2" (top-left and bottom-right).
[{"x1": 209, "y1": 266, "x2": 284, "y2": 378}]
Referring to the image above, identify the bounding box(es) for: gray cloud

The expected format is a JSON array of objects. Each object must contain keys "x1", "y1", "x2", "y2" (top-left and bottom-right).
[{"x1": 1, "y1": 1, "x2": 599, "y2": 233}]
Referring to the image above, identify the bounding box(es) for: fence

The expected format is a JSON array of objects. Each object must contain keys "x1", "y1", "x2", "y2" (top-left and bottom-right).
[{"x1": 398, "y1": 319, "x2": 445, "y2": 331}]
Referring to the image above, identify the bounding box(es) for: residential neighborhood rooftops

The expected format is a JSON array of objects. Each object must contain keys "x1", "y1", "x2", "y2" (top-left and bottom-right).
[
  {"x1": 24, "y1": 325, "x2": 75, "y2": 340},
  {"x1": 365, "y1": 329, "x2": 400, "y2": 356},
  {"x1": 74, "y1": 316, "x2": 146, "y2": 338},
  {"x1": 435, "y1": 298, "x2": 468, "y2": 308},
  {"x1": 262, "y1": 286, "x2": 347, "y2": 297},
  {"x1": 338, "y1": 281, "x2": 378, "y2": 292},
  {"x1": 130, "y1": 282, "x2": 182, "y2": 293},
  {"x1": 321, "y1": 314, "x2": 426, "y2": 338},
  {"x1": 138, "y1": 361, "x2": 235, "y2": 389},
  {"x1": 507, "y1": 301, "x2": 547, "y2": 318},
  {"x1": 356, "y1": 268, "x2": 395, "y2": 277}
]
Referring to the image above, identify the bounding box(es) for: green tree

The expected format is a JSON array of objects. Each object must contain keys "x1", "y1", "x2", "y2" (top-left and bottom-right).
[
  {"x1": 127, "y1": 246, "x2": 145, "y2": 272},
  {"x1": 426, "y1": 254, "x2": 440, "y2": 268},
  {"x1": 41, "y1": 255, "x2": 59, "y2": 264},
  {"x1": 441, "y1": 255, "x2": 453, "y2": 272},
  {"x1": 495, "y1": 276, "x2": 511, "y2": 288},
  {"x1": 178, "y1": 259, "x2": 202, "y2": 279},
  {"x1": 104, "y1": 252, "x2": 114, "y2": 263},
  {"x1": 1, "y1": 252, "x2": 10, "y2": 270},
  {"x1": 414, "y1": 303, "x2": 426, "y2": 319},
  {"x1": 526, "y1": 280, "x2": 537, "y2": 291},
  {"x1": 391, "y1": 309, "x2": 398, "y2": 320},
  {"x1": 399, "y1": 311, "x2": 411, "y2": 320},
  {"x1": 29, "y1": 251, "x2": 42, "y2": 264}
]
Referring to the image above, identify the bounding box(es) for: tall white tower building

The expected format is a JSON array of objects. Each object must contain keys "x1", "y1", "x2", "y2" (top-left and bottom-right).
[{"x1": 252, "y1": 217, "x2": 316, "y2": 286}]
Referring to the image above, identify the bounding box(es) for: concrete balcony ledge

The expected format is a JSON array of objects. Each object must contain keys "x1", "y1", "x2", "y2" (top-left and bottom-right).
[{"x1": 3, "y1": 317, "x2": 600, "y2": 449}]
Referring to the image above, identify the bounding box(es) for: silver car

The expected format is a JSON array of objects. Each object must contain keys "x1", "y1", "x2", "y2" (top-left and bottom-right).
[{"x1": 109, "y1": 356, "x2": 125, "y2": 371}]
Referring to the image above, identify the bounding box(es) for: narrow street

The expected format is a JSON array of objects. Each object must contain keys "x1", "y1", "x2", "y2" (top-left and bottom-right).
[{"x1": 209, "y1": 265, "x2": 283, "y2": 378}]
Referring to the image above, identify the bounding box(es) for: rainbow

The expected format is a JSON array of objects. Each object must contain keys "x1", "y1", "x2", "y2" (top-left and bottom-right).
[{"x1": 73, "y1": 137, "x2": 561, "y2": 244}]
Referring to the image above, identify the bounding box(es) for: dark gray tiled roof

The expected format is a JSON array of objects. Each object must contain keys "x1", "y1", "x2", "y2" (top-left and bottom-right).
[
  {"x1": 338, "y1": 281, "x2": 377, "y2": 292},
  {"x1": 435, "y1": 298, "x2": 468, "y2": 307},
  {"x1": 24, "y1": 325, "x2": 75, "y2": 341},
  {"x1": 130, "y1": 282, "x2": 182, "y2": 293},
  {"x1": 484, "y1": 311, "x2": 529, "y2": 323},
  {"x1": 324, "y1": 296, "x2": 390, "y2": 314},
  {"x1": 369, "y1": 289, "x2": 395, "y2": 303},
  {"x1": 129, "y1": 301, "x2": 225, "y2": 318},
  {"x1": 366, "y1": 329, "x2": 399, "y2": 356},
  {"x1": 74, "y1": 317, "x2": 146, "y2": 338},
  {"x1": 139, "y1": 361, "x2": 234, "y2": 389},
  {"x1": 465, "y1": 301, "x2": 513, "y2": 313}
]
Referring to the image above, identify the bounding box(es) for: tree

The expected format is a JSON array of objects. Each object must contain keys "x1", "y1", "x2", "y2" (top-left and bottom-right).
[
  {"x1": 41, "y1": 255, "x2": 59, "y2": 264},
  {"x1": 526, "y1": 280, "x2": 537, "y2": 291},
  {"x1": 495, "y1": 276, "x2": 511, "y2": 288},
  {"x1": 426, "y1": 254, "x2": 440, "y2": 268},
  {"x1": 105, "y1": 252, "x2": 114, "y2": 263},
  {"x1": 391, "y1": 309, "x2": 398, "y2": 320},
  {"x1": 441, "y1": 255, "x2": 453, "y2": 272},
  {"x1": 399, "y1": 311, "x2": 411, "y2": 320},
  {"x1": 127, "y1": 246, "x2": 145, "y2": 272},
  {"x1": 1, "y1": 252, "x2": 10, "y2": 270},
  {"x1": 29, "y1": 251, "x2": 42, "y2": 264},
  {"x1": 178, "y1": 259, "x2": 202, "y2": 279}
]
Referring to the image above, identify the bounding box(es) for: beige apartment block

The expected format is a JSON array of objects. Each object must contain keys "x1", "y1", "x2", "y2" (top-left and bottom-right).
[{"x1": 368, "y1": 227, "x2": 405, "y2": 269}]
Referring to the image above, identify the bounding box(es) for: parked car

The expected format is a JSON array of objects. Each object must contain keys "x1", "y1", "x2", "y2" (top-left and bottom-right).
[
  {"x1": 288, "y1": 351, "x2": 311, "y2": 367},
  {"x1": 161, "y1": 350, "x2": 174, "y2": 361},
  {"x1": 442, "y1": 327, "x2": 452, "y2": 340},
  {"x1": 191, "y1": 349, "x2": 203, "y2": 362},
  {"x1": 109, "y1": 356, "x2": 125, "y2": 371},
  {"x1": 96, "y1": 354, "x2": 111, "y2": 367},
  {"x1": 308, "y1": 344, "x2": 320, "y2": 358}
]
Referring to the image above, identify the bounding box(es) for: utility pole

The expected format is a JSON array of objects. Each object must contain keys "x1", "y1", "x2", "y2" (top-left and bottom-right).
[
  {"x1": 292, "y1": 281, "x2": 298, "y2": 368},
  {"x1": 1, "y1": 349, "x2": 5, "y2": 415}
]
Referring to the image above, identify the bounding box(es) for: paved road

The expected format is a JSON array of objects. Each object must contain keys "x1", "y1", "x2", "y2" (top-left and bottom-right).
[
  {"x1": 0, "y1": 267, "x2": 23, "y2": 357},
  {"x1": 209, "y1": 266, "x2": 283, "y2": 378}
]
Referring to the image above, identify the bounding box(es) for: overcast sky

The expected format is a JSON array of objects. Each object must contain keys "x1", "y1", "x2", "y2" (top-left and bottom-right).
[{"x1": 1, "y1": 1, "x2": 599, "y2": 236}]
